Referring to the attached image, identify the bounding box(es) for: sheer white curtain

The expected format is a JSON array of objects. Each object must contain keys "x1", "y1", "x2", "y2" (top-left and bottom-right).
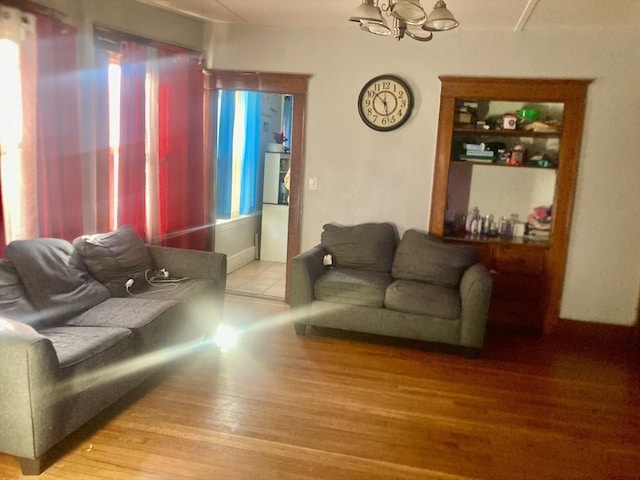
[{"x1": 0, "y1": 5, "x2": 38, "y2": 244}]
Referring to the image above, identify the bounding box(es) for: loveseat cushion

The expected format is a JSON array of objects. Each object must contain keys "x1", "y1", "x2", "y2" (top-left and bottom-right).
[
  {"x1": 314, "y1": 268, "x2": 392, "y2": 308},
  {"x1": 391, "y1": 230, "x2": 478, "y2": 288},
  {"x1": 384, "y1": 279, "x2": 461, "y2": 319},
  {"x1": 320, "y1": 222, "x2": 397, "y2": 273},
  {"x1": 73, "y1": 225, "x2": 153, "y2": 297},
  {"x1": 4, "y1": 238, "x2": 111, "y2": 326}
]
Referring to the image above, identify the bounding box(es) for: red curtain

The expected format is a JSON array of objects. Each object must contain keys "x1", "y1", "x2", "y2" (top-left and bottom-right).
[
  {"x1": 157, "y1": 52, "x2": 206, "y2": 250},
  {"x1": 35, "y1": 16, "x2": 84, "y2": 240},
  {"x1": 117, "y1": 41, "x2": 147, "y2": 238}
]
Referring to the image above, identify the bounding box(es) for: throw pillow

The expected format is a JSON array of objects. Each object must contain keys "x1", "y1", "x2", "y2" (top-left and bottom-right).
[
  {"x1": 391, "y1": 229, "x2": 478, "y2": 288},
  {"x1": 320, "y1": 222, "x2": 398, "y2": 273},
  {"x1": 4, "y1": 238, "x2": 111, "y2": 324},
  {"x1": 0, "y1": 317, "x2": 37, "y2": 334},
  {"x1": 73, "y1": 225, "x2": 153, "y2": 296}
]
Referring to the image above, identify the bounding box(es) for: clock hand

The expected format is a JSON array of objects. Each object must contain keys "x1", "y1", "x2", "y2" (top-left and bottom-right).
[{"x1": 380, "y1": 92, "x2": 390, "y2": 116}]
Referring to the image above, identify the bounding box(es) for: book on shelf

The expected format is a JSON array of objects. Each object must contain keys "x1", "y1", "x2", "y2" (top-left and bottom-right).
[
  {"x1": 458, "y1": 155, "x2": 494, "y2": 163},
  {"x1": 463, "y1": 143, "x2": 485, "y2": 151},
  {"x1": 463, "y1": 149, "x2": 494, "y2": 157},
  {"x1": 526, "y1": 228, "x2": 551, "y2": 240}
]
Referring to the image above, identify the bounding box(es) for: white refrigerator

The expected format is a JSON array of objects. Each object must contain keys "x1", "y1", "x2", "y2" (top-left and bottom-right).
[{"x1": 260, "y1": 153, "x2": 289, "y2": 262}]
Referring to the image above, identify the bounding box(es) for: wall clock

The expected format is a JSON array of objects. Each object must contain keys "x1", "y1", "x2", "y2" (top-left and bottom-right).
[{"x1": 357, "y1": 74, "x2": 414, "y2": 132}]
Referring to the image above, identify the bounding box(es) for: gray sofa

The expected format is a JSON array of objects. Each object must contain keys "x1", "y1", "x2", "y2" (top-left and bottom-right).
[
  {"x1": 290, "y1": 223, "x2": 492, "y2": 354},
  {"x1": 0, "y1": 225, "x2": 226, "y2": 475}
]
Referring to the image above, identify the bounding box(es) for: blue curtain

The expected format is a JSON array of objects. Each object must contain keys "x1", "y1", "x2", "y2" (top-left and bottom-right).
[
  {"x1": 283, "y1": 95, "x2": 293, "y2": 151},
  {"x1": 216, "y1": 90, "x2": 235, "y2": 219},
  {"x1": 239, "y1": 91, "x2": 262, "y2": 215}
]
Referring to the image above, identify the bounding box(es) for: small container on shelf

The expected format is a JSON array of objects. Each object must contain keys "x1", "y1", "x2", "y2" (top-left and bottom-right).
[{"x1": 502, "y1": 113, "x2": 518, "y2": 130}]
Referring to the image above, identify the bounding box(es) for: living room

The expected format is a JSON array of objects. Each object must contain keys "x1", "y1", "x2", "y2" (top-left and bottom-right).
[{"x1": 0, "y1": 0, "x2": 639, "y2": 478}]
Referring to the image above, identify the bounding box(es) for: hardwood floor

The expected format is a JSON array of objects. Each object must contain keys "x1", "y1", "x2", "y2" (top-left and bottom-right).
[{"x1": 1, "y1": 294, "x2": 638, "y2": 479}]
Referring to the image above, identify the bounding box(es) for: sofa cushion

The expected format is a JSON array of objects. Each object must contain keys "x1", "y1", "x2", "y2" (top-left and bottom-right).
[
  {"x1": 73, "y1": 225, "x2": 153, "y2": 297},
  {"x1": 65, "y1": 297, "x2": 194, "y2": 352},
  {"x1": 391, "y1": 230, "x2": 478, "y2": 288},
  {"x1": 320, "y1": 222, "x2": 397, "y2": 273},
  {"x1": 384, "y1": 279, "x2": 461, "y2": 319},
  {"x1": 314, "y1": 268, "x2": 392, "y2": 308},
  {"x1": 38, "y1": 325, "x2": 134, "y2": 378},
  {"x1": 4, "y1": 238, "x2": 111, "y2": 325}
]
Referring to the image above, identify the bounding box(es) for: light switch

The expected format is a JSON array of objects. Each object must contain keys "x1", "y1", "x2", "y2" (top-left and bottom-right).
[{"x1": 309, "y1": 177, "x2": 318, "y2": 190}]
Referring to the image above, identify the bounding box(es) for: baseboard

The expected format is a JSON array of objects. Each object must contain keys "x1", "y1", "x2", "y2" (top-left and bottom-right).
[
  {"x1": 226, "y1": 246, "x2": 256, "y2": 274},
  {"x1": 555, "y1": 318, "x2": 637, "y2": 346}
]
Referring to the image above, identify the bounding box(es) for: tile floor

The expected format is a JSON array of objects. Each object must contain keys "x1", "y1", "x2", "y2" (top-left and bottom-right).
[{"x1": 226, "y1": 260, "x2": 286, "y2": 299}]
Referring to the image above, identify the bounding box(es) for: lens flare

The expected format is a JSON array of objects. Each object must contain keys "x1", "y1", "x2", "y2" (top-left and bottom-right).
[{"x1": 214, "y1": 324, "x2": 239, "y2": 352}]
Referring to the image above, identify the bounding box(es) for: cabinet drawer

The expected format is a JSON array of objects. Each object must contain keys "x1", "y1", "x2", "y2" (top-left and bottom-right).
[
  {"x1": 491, "y1": 272, "x2": 543, "y2": 301},
  {"x1": 494, "y1": 247, "x2": 545, "y2": 275}
]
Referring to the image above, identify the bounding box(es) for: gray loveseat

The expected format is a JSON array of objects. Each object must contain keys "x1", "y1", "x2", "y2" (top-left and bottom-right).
[
  {"x1": 291, "y1": 223, "x2": 492, "y2": 354},
  {"x1": 0, "y1": 225, "x2": 226, "y2": 475}
]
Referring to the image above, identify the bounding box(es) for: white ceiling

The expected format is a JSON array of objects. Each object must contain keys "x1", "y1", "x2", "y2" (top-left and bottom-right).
[{"x1": 134, "y1": 0, "x2": 640, "y2": 31}]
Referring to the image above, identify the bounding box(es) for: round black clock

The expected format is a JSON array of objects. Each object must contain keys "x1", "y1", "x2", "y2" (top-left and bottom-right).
[{"x1": 357, "y1": 74, "x2": 414, "y2": 132}]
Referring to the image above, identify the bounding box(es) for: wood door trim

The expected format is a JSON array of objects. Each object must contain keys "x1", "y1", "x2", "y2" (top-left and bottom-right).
[{"x1": 203, "y1": 69, "x2": 311, "y2": 302}]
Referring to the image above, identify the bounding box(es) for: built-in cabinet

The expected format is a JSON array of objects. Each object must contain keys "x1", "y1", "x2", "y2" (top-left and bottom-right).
[{"x1": 429, "y1": 77, "x2": 592, "y2": 333}]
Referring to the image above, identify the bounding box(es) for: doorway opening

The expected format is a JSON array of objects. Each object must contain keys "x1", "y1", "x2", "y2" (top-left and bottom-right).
[{"x1": 203, "y1": 70, "x2": 310, "y2": 302}]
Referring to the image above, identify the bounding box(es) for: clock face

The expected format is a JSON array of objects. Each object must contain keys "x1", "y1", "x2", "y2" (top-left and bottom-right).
[{"x1": 358, "y1": 75, "x2": 414, "y2": 132}]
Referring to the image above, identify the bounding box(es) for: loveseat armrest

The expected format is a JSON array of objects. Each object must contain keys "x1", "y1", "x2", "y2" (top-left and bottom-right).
[
  {"x1": 459, "y1": 262, "x2": 493, "y2": 348},
  {"x1": 290, "y1": 245, "x2": 327, "y2": 308},
  {"x1": 146, "y1": 245, "x2": 227, "y2": 291},
  {"x1": 0, "y1": 330, "x2": 61, "y2": 460}
]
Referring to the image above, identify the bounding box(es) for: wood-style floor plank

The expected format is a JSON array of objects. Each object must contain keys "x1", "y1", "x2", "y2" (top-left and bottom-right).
[{"x1": 1, "y1": 294, "x2": 638, "y2": 479}]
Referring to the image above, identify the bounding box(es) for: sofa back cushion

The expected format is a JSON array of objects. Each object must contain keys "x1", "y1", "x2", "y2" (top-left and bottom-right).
[
  {"x1": 320, "y1": 222, "x2": 397, "y2": 273},
  {"x1": 4, "y1": 238, "x2": 111, "y2": 325},
  {"x1": 73, "y1": 225, "x2": 153, "y2": 296},
  {"x1": 391, "y1": 229, "x2": 478, "y2": 288},
  {"x1": 0, "y1": 260, "x2": 38, "y2": 322}
]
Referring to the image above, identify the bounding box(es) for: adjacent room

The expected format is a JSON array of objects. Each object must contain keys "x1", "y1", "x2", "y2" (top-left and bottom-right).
[{"x1": 0, "y1": 0, "x2": 638, "y2": 478}]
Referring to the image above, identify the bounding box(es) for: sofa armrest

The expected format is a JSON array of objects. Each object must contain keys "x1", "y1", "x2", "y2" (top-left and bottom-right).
[
  {"x1": 146, "y1": 245, "x2": 227, "y2": 292},
  {"x1": 290, "y1": 245, "x2": 327, "y2": 308},
  {"x1": 459, "y1": 263, "x2": 493, "y2": 348},
  {"x1": 0, "y1": 331, "x2": 61, "y2": 459}
]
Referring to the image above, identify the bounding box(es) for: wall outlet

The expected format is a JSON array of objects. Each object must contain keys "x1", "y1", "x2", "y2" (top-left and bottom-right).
[{"x1": 309, "y1": 177, "x2": 318, "y2": 190}]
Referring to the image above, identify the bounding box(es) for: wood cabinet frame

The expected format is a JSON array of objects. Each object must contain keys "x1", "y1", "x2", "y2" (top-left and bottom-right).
[{"x1": 429, "y1": 76, "x2": 592, "y2": 333}]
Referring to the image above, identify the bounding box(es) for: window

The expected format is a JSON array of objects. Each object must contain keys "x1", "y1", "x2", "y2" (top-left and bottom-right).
[
  {"x1": 216, "y1": 90, "x2": 263, "y2": 220},
  {"x1": 95, "y1": 27, "x2": 207, "y2": 249}
]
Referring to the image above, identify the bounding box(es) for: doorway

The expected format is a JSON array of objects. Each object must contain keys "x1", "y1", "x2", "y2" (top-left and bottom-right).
[{"x1": 203, "y1": 70, "x2": 310, "y2": 302}]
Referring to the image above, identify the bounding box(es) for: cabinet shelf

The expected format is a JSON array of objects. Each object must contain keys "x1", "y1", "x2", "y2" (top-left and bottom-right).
[
  {"x1": 453, "y1": 127, "x2": 560, "y2": 138},
  {"x1": 444, "y1": 232, "x2": 551, "y2": 247},
  {"x1": 452, "y1": 159, "x2": 558, "y2": 170}
]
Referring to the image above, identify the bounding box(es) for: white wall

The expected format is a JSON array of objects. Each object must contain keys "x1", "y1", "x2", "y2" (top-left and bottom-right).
[{"x1": 206, "y1": 23, "x2": 640, "y2": 326}]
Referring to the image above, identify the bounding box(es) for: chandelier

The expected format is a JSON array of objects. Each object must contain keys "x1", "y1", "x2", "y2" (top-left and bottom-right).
[{"x1": 349, "y1": 0, "x2": 459, "y2": 42}]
